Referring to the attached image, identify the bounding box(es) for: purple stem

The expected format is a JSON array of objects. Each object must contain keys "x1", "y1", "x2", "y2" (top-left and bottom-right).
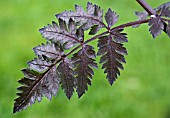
[{"x1": 136, "y1": 0, "x2": 156, "y2": 15}]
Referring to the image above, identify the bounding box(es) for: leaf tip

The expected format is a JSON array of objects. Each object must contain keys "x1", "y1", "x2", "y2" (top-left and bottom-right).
[
  {"x1": 13, "y1": 108, "x2": 17, "y2": 114},
  {"x1": 13, "y1": 105, "x2": 20, "y2": 114},
  {"x1": 66, "y1": 92, "x2": 73, "y2": 100},
  {"x1": 109, "y1": 79, "x2": 114, "y2": 86},
  {"x1": 78, "y1": 94, "x2": 83, "y2": 98},
  {"x1": 67, "y1": 95, "x2": 72, "y2": 100}
]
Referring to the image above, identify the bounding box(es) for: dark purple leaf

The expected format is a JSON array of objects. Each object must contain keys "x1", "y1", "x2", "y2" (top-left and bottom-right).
[
  {"x1": 148, "y1": 17, "x2": 164, "y2": 38},
  {"x1": 160, "y1": 6, "x2": 170, "y2": 17},
  {"x1": 105, "y1": 8, "x2": 119, "y2": 28},
  {"x1": 134, "y1": 2, "x2": 170, "y2": 22},
  {"x1": 18, "y1": 77, "x2": 35, "y2": 86},
  {"x1": 58, "y1": 59, "x2": 75, "y2": 99},
  {"x1": 68, "y1": 18, "x2": 77, "y2": 35},
  {"x1": 97, "y1": 33, "x2": 127, "y2": 85},
  {"x1": 134, "y1": 2, "x2": 170, "y2": 28},
  {"x1": 13, "y1": 66, "x2": 60, "y2": 113},
  {"x1": 15, "y1": 1, "x2": 170, "y2": 114},
  {"x1": 27, "y1": 58, "x2": 52, "y2": 72},
  {"x1": 71, "y1": 45, "x2": 97, "y2": 98},
  {"x1": 76, "y1": 27, "x2": 84, "y2": 42},
  {"x1": 157, "y1": 2, "x2": 170, "y2": 11},
  {"x1": 89, "y1": 25, "x2": 100, "y2": 35},
  {"x1": 58, "y1": 18, "x2": 68, "y2": 32},
  {"x1": 21, "y1": 68, "x2": 40, "y2": 79},
  {"x1": 111, "y1": 29, "x2": 128, "y2": 43},
  {"x1": 33, "y1": 42, "x2": 61, "y2": 60},
  {"x1": 56, "y1": 2, "x2": 104, "y2": 34},
  {"x1": 39, "y1": 20, "x2": 79, "y2": 49}
]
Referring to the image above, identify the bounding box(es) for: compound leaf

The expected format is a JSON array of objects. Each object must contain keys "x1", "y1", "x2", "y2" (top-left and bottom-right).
[
  {"x1": 14, "y1": 43, "x2": 63, "y2": 113},
  {"x1": 14, "y1": 1, "x2": 170, "y2": 114}
]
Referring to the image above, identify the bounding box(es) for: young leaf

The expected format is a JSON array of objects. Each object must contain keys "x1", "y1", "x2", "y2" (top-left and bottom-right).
[
  {"x1": 56, "y1": 2, "x2": 104, "y2": 34},
  {"x1": 97, "y1": 30, "x2": 127, "y2": 85},
  {"x1": 13, "y1": 66, "x2": 60, "y2": 113},
  {"x1": 148, "y1": 17, "x2": 164, "y2": 38},
  {"x1": 58, "y1": 59, "x2": 75, "y2": 99},
  {"x1": 71, "y1": 45, "x2": 98, "y2": 98},
  {"x1": 105, "y1": 8, "x2": 119, "y2": 28}
]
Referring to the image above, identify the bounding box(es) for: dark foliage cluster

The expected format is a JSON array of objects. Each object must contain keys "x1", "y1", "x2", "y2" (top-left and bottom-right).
[{"x1": 13, "y1": 0, "x2": 170, "y2": 113}]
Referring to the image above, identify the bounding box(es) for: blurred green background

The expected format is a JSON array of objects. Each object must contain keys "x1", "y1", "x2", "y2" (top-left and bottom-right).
[{"x1": 0, "y1": 0, "x2": 170, "y2": 118}]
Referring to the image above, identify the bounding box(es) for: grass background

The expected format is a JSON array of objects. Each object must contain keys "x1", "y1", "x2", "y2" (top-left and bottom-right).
[{"x1": 0, "y1": 0, "x2": 170, "y2": 118}]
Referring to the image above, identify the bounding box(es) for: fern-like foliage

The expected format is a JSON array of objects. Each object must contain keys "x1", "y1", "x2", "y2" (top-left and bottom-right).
[
  {"x1": 14, "y1": 1, "x2": 170, "y2": 113},
  {"x1": 14, "y1": 42, "x2": 62, "y2": 113},
  {"x1": 14, "y1": 66, "x2": 60, "y2": 113}
]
